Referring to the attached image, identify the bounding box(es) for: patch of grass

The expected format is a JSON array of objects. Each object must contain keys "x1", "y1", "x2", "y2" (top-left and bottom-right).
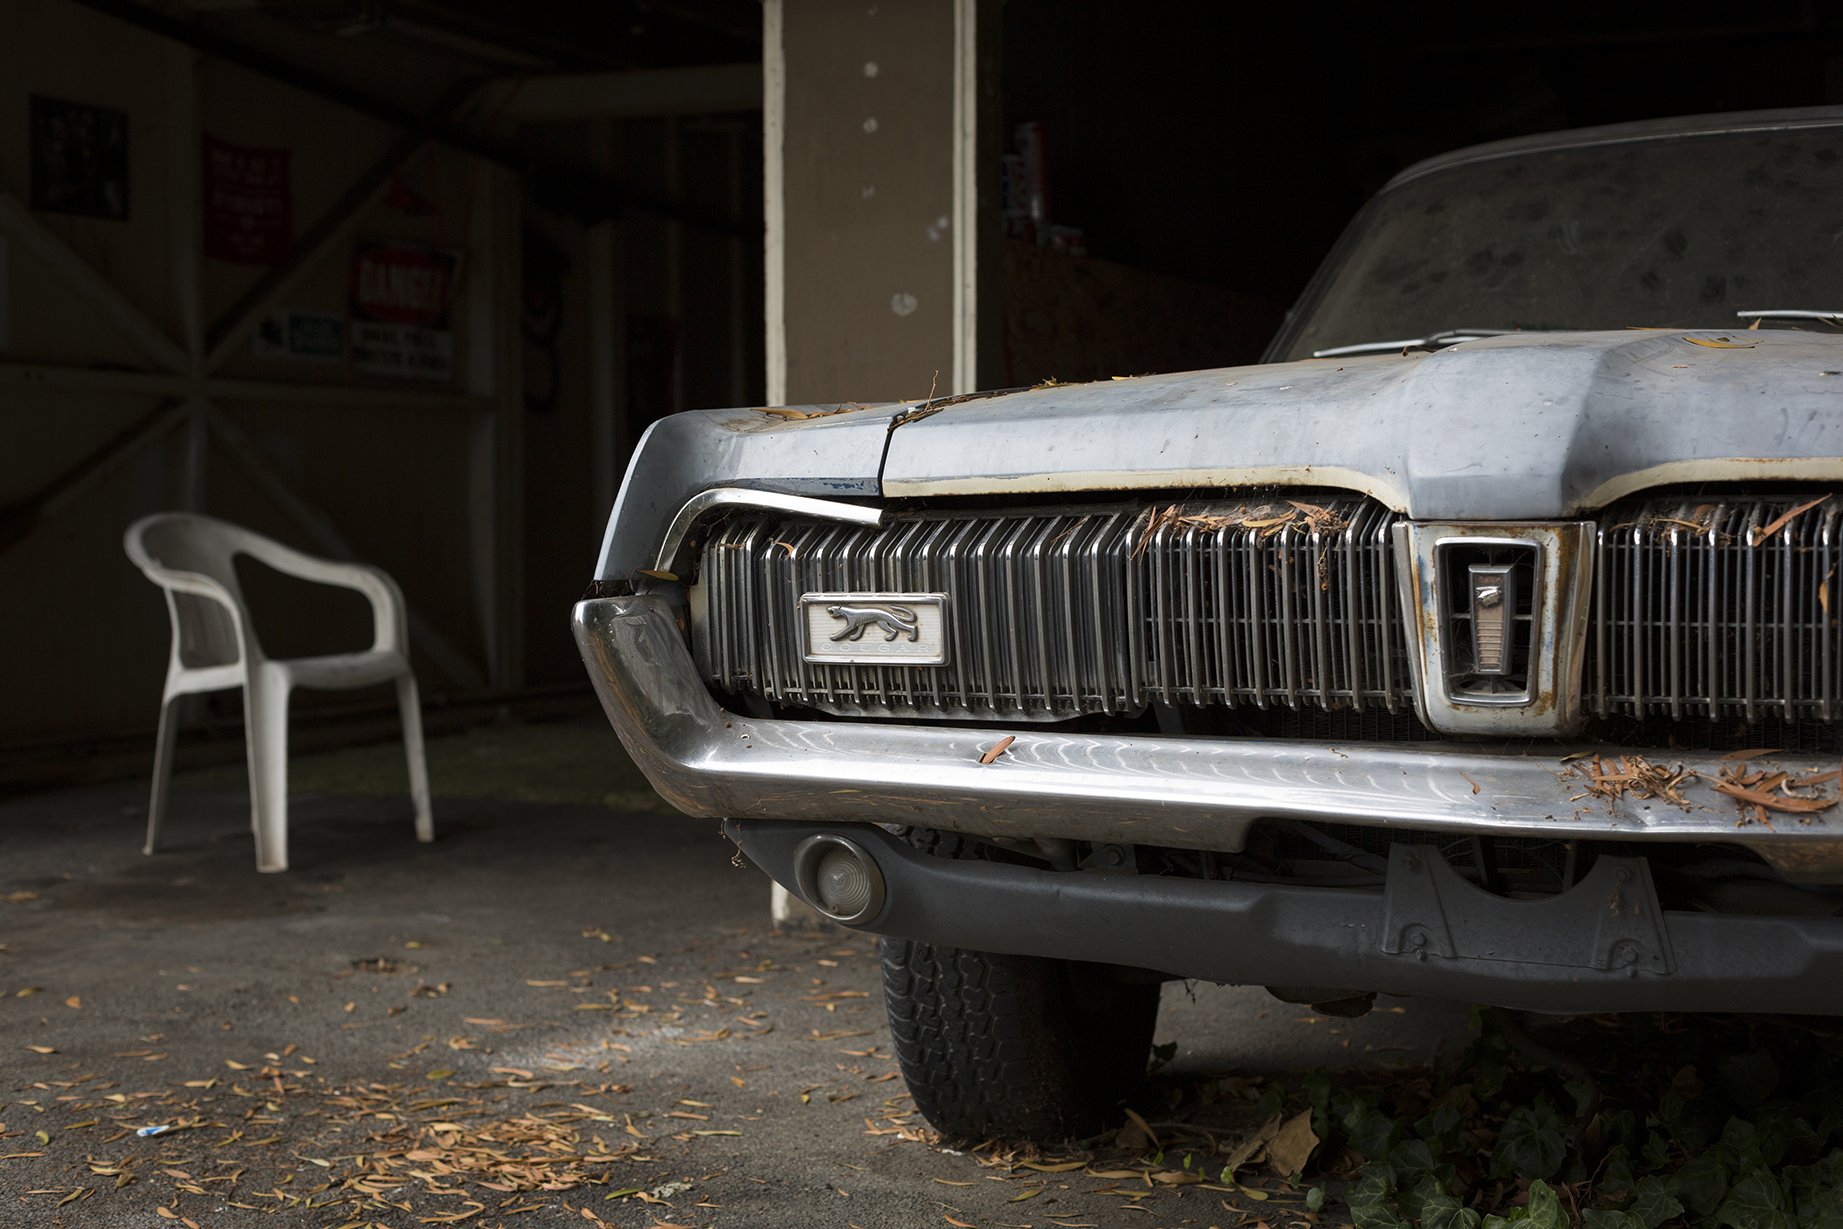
[{"x1": 176, "y1": 719, "x2": 664, "y2": 812}]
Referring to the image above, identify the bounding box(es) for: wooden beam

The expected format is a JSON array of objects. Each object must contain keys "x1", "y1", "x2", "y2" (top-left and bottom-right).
[
  {"x1": 0, "y1": 400, "x2": 188, "y2": 557},
  {"x1": 166, "y1": 44, "x2": 203, "y2": 369},
  {"x1": 180, "y1": 396, "x2": 209, "y2": 512},
  {"x1": 588, "y1": 120, "x2": 624, "y2": 531},
  {"x1": 485, "y1": 63, "x2": 763, "y2": 122},
  {"x1": 463, "y1": 161, "x2": 526, "y2": 692},
  {"x1": 0, "y1": 194, "x2": 189, "y2": 374},
  {"x1": 205, "y1": 408, "x2": 490, "y2": 693},
  {"x1": 0, "y1": 362, "x2": 494, "y2": 413}
]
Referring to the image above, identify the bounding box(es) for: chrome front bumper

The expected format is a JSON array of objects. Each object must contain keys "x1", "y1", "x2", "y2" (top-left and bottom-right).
[{"x1": 572, "y1": 593, "x2": 1843, "y2": 881}]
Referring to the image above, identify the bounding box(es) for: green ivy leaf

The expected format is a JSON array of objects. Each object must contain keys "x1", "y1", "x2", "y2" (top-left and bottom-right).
[
  {"x1": 1641, "y1": 1130, "x2": 1675, "y2": 1171},
  {"x1": 1626, "y1": 1175, "x2": 1687, "y2": 1229},
  {"x1": 1391, "y1": 1138, "x2": 1438, "y2": 1181},
  {"x1": 1523, "y1": 1179, "x2": 1568, "y2": 1229},
  {"x1": 1417, "y1": 1103, "x2": 1467, "y2": 1152},
  {"x1": 1669, "y1": 1153, "x2": 1732, "y2": 1217},
  {"x1": 1601, "y1": 1144, "x2": 1638, "y2": 1196},
  {"x1": 1347, "y1": 1164, "x2": 1404, "y2": 1229},
  {"x1": 1717, "y1": 1118, "x2": 1768, "y2": 1172},
  {"x1": 1715, "y1": 1167, "x2": 1791, "y2": 1229},
  {"x1": 1345, "y1": 1100, "x2": 1402, "y2": 1162},
  {"x1": 1493, "y1": 1106, "x2": 1568, "y2": 1181},
  {"x1": 1784, "y1": 1150, "x2": 1843, "y2": 1229},
  {"x1": 1400, "y1": 1179, "x2": 1474, "y2": 1229},
  {"x1": 1306, "y1": 1186, "x2": 1327, "y2": 1213}
]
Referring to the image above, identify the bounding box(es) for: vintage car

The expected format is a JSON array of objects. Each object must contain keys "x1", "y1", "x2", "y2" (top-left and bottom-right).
[{"x1": 575, "y1": 106, "x2": 1843, "y2": 1140}]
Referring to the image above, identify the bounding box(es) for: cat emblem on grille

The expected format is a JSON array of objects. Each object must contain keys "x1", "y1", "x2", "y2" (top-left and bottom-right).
[
  {"x1": 826, "y1": 603, "x2": 921, "y2": 642},
  {"x1": 799, "y1": 592, "x2": 948, "y2": 665}
]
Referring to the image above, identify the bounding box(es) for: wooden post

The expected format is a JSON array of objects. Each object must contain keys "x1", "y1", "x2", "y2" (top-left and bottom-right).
[{"x1": 760, "y1": 0, "x2": 996, "y2": 925}]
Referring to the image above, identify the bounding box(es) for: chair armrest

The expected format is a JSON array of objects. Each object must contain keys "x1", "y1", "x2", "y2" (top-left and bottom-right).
[
  {"x1": 138, "y1": 563, "x2": 245, "y2": 620},
  {"x1": 237, "y1": 536, "x2": 409, "y2": 655}
]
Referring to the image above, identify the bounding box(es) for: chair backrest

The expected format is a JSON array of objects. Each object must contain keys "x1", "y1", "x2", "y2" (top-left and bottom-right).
[{"x1": 124, "y1": 513, "x2": 270, "y2": 670}]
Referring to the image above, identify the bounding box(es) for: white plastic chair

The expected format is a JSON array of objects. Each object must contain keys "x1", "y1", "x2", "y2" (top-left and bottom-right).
[{"x1": 124, "y1": 513, "x2": 433, "y2": 872}]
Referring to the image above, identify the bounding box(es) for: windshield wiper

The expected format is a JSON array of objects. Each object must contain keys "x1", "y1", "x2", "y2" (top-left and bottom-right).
[
  {"x1": 1311, "y1": 328, "x2": 1516, "y2": 359},
  {"x1": 1735, "y1": 309, "x2": 1843, "y2": 326}
]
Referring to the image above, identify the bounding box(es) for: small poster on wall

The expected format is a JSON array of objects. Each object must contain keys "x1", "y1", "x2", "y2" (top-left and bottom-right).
[
  {"x1": 349, "y1": 239, "x2": 463, "y2": 380},
  {"x1": 29, "y1": 96, "x2": 129, "y2": 220},
  {"x1": 252, "y1": 309, "x2": 343, "y2": 361},
  {"x1": 203, "y1": 135, "x2": 292, "y2": 264}
]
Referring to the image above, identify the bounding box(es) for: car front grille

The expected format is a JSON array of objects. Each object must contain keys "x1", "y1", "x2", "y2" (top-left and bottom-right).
[
  {"x1": 1590, "y1": 493, "x2": 1843, "y2": 722},
  {"x1": 696, "y1": 490, "x2": 1843, "y2": 733},
  {"x1": 697, "y1": 495, "x2": 1410, "y2": 720}
]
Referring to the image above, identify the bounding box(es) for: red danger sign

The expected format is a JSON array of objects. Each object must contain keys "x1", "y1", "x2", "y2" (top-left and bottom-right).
[{"x1": 350, "y1": 241, "x2": 462, "y2": 327}]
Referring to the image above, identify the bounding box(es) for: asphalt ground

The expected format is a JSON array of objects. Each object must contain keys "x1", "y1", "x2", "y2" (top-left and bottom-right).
[{"x1": 0, "y1": 720, "x2": 1480, "y2": 1229}]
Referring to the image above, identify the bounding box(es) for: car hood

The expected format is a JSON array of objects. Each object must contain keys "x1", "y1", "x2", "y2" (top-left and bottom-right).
[{"x1": 879, "y1": 329, "x2": 1843, "y2": 518}]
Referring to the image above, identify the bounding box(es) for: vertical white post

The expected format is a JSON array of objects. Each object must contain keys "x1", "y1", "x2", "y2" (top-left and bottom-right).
[
  {"x1": 950, "y1": 0, "x2": 980, "y2": 396},
  {"x1": 762, "y1": 0, "x2": 819, "y2": 927},
  {"x1": 762, "y1": 0, "x2": 788, "y2": 408}
]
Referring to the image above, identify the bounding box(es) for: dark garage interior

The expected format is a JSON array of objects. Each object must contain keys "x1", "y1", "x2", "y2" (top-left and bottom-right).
[{"x1": 7, "y1": 2, "x2": 1843, "y2": 1225}]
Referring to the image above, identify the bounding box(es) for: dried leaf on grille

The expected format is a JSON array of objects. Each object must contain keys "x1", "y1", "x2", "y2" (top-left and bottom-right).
[
  {"x1": 1565, "y1": 754, "x2": 1698, "y2": 809},
  {"x1": 1131, "y1": 500, "x2": 1350, "y2": 558},
  {"x1": 1747, "y1": 494, "x2": 1831, "y2": 546}
]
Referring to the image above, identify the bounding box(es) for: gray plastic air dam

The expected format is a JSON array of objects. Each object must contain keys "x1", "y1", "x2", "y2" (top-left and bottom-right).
[{"x1": 726, "y1": 819, "x2": 1843, "y2": 1017}]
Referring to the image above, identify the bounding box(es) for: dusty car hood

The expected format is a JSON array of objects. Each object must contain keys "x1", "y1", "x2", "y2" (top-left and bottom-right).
[{"x1": 880, "y1": 330, "x2": 1843, "y2": 518}]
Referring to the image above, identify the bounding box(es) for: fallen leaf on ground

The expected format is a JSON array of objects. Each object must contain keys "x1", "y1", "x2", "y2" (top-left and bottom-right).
[{"x1": 1265, "y1": 1108, "x2": 1319, "y2": 1177}]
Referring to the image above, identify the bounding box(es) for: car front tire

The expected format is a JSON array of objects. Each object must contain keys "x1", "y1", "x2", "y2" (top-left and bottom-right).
[{"x1": 880, "y1": 934, "x2": 1160, "y2": 1141}]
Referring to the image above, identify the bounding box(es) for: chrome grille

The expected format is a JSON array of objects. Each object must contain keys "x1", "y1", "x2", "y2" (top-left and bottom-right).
[
  {"x1": 1592, "y1": 494, "x2": 1843, "y2": 721},
  {"x1": 697, "y1": 497, "x2": 1410, "y2": 720}
]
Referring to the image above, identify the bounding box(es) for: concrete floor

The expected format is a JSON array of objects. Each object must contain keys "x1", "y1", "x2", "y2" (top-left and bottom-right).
[{"x1": 0, "y1": 744, "x2": 1478, "y2": 1228}]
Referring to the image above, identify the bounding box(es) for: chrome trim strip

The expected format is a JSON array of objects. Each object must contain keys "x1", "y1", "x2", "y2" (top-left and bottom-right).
[
  {"x1": 653, "y1": 488, "x2": 881, "y2": 574},
  {"x1": 573, "y1": 593, "x2": 1843, "y2": 881}
]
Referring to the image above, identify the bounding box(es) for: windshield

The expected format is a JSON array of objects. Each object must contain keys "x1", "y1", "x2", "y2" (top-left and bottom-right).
[{"x1": 1275, "y1": 124, "x2": 1843, "y2": 362}]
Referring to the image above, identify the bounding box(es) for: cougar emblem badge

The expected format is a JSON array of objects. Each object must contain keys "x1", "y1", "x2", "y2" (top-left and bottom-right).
[
  {"x1": 800, "y1": 592, "x2": 948, "y2": 665},
  {"x1": 826, "y1": 603, "x2": 920, "y2": 642}
]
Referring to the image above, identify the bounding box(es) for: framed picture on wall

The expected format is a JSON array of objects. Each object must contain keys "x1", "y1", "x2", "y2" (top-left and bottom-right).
[{"x1": 29, "y1": 96, "x2": 129, "y2": 221}]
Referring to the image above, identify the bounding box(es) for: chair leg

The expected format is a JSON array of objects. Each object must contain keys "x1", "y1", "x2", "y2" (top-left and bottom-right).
[
  {"x1": 245, "y1": 674, "x2": 293, "y2": 873},
  {"x1": 145, "y1": 694, "x2": 183, "y2": 855},
  {"x1": 396, "y1": 674, "x2": 434, "y2": 843}
]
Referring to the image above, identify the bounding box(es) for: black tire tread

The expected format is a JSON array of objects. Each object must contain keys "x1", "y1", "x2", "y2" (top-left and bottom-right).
[{"x1": 881, "y1": 936, "x2": 1158, "y2": 1140}]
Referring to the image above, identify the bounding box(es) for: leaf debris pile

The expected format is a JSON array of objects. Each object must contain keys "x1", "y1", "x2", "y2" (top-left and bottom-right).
[
  {"x1": 1564, "y1": 752, "x2": 1839, "y2": 824},
  {"x1": 1711, "y1": 762, "x2": 1840, "y2": 826},
  {"x1": 1564, "y1": 754, "x2": 1699, "y2": 809},
  {"x1": 1134, "y1": 499, "x2": 1350, "y2": 557}
]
